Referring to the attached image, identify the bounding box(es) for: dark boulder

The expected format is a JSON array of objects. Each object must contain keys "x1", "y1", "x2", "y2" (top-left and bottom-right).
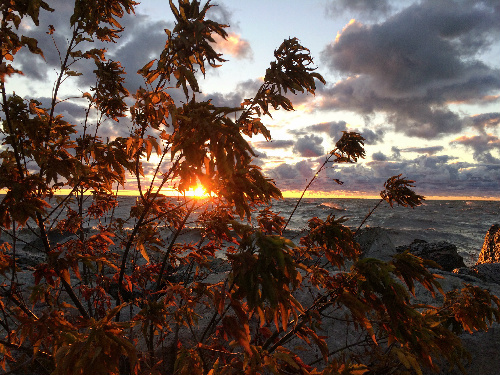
[
  {"x1": 476, "y1": 224, "x2": 500, "y2": 265},
  {"x1": 453, "y1": 264, "x2": 500, "y2": 285},
  {"x1": 355, "y1": 227, "x2": 397, "y2": 261},
  {"x1": 398, "y1": 239, "x2": 465, "y2": 272}
]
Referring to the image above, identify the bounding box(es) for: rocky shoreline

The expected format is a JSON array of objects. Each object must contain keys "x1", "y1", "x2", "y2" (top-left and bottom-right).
[
  {"x1": 357, "y1": 224, "x2": 500, "y2": 375},
  {"x1": 3, "y1": 224, "x2": 500, "y2": 374}
]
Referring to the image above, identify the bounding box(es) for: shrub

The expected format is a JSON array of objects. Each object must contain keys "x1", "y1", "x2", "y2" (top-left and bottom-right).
[{"x1": 1, "y1": 1, "x2": 499, "y2": 374}]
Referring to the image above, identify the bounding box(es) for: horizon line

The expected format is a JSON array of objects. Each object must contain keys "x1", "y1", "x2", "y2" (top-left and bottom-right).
[{"x1": 3, "y1": 189, "x2": 494, "y2": 201}]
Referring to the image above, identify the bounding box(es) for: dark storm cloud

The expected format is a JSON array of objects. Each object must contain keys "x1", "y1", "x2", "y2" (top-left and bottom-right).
[
  {"x1": 252, "y1": 140, "x2": 294, "y2": 150},
  {"x1": 399, "y1": 146, "x2": 445, "y2": 155},
  {"x1": 205, "y1": 78, "x2": 261, "y2": 107},
  {"x1": 328, "y1": 120, "x2": 348, "y2": 139},
  {"x1": 29, "y1": 97, "x2": 88, "y2": 123},
  {"x1": 319, "y1": 0, "x2": 500, "y2": 139},
  {"x1": 13, "y1": 1, "x2": 172, "y2": 96},
  {"x1": 322, "y1": 154, "x2": 479, "y2": 196},
  {"x1": 251, "y1": 151, "x2": 268, "y2": 167},
  {"x1": 14, "y1": 1, "x2": 244, "y2": 97},
  {"x1": 391, "y1": 147, "x2": 401, "y2": 159},
  {"x1": 269, "y1": 151, "x2": 499, "y2": 197},
  {"x1": 325, "y1": 0, "x2": 394, "y2": 19},
  {"x1": 451, "y1": 134, "x2": 500, "y2": 163},
  {"x1": 293, "y1": 135, "x2": 324, "y2": 157},
  {"x1": 205, "y1": 91, "x2": 243, "y2": 108},
  {"x1": 61, "y1": 13, "x2": 176, "y2": 95},
  {"x1": 307, "y1": 122, "x2": 333, "y2": 133},
  {"x1": 470, "y1": 112, "x2": 500, "y2": 132},
  {"x1": 267, "y1": 161, "x2": 315, "y2": 190},
  {"x1": 372, "y1": 152, "x2": 388, "y2": 161},
  {"x1": 358, "y1": 128, "x2": 384, "y2": 145},
  {"x1": 13, "y1": 0, "x2": 78, "y2": 80},
  {"x1": 296, "y1": 120, "x2": 384, "y2": 145}
]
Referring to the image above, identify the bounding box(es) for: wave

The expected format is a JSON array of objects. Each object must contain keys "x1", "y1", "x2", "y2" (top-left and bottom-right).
[{"x1": 317, "y1": 202, "x2": 346, "y2": 211}]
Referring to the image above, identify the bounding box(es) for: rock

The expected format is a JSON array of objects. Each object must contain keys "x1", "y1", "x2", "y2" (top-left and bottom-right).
[
  {"x1": 476, "y1": 224, "x2": 500, "y2": 265},
  {"x1": 424, "y1": 323, "x2": 500, "y2": 375},
  {"x1": 24, "y1": 229, "x2": 81, "y2": 252},
  {"x1": 398, "y1": 239, "x2": 465, "y2": 272},
  {"x1": 450, "y1": 326, "x2": 500, "y2": 375},
  {"x1": 355, "y1": 227, "x2": 397, "y2": 261},
  {"x1": 454, "y1": 263, "x2": 500, "y2": 285},
  {"x1": 414, "y1": 269, "x2": 500, "y2": 375},
  {"x1": 473, "y1": 263, "x2": 500, "y2": 284}
]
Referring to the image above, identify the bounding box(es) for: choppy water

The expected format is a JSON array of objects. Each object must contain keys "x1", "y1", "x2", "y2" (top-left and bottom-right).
[
  {"x1": 4, "y1": 196, "x2": 499, "y2": 267},
  {"x1": 270, "y1": 198, "x2": 500, "y2": 266},
  {"x1": 104, "y1": 197, "x2": 499, "y2": 265}
]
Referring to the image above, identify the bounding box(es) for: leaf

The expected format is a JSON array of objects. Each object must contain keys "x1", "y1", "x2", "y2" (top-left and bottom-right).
[
  {"x1": 60, "y1": 269, "x2": 71, "y2": 285},
  {"x1": 137, "y1": 243, "x2": 150, "y2": 263},
  {"x1": 66, "y1": 70, "x2": 83, "y2": 76}
]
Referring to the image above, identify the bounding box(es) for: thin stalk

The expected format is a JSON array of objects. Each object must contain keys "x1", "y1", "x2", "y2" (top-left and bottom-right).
[
  {"x1": 47, "y1": 29, "x2": 78, "y2": 132},
  {"x1": 199, "y1": 281, "x2": 235, "y2": 344},
  {"x1": 0, "y1": 81, "x2": 25, "y2": 176},
  {"x1": 116, "y1": 158, "x2": 181, "y2": 309},
  {"x1": 354, "y1": 198, "x2": 384, "y2": 235},
  {"x1": 153, "y1": 201, "x2": 196, "y2": 293},
  {"x1": 283, "y1": 155, "x2": 333, "y2": 233},
  {"x1": 9, "y1": 220, "x2": 17, "y2": 295},
  {"x1": 42, "y1": 181, "x2": 81, "y2": 222},
  {"x1": 35, "y1": 212, "x2": 90, "y2": 319},
  {"x1": 263, "y1": 274, "x2": 354, "y2": 353}
]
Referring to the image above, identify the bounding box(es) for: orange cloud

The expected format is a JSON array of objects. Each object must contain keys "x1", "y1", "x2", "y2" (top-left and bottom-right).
[{"x1": 212, "y1": 32, "x2": 253, "y2": 59}]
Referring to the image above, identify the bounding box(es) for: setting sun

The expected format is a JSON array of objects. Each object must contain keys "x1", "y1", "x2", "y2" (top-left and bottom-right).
[{"x1": 188, "y1": 184, "x2": 208, "y2": 199}]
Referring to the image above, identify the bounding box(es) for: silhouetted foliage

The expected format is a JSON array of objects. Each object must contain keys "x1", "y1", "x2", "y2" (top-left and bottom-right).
[{"x1": 1, "y1": 1, "x2": 499, "y2": 374}]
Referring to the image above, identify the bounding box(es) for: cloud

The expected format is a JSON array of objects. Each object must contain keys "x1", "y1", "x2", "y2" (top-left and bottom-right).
[
  {"x1": 399, "y1": 146, "x2": 445, "y2": 155},
  {"x1": 308, "y1": 122, "x2": 334, "y2": 134},
  {"x1": 451, "y1": 134, "x2": 500, "y2": 163},
  {"x1": 293, "y1": 135, "x2": 325, "y2": 157},
  {"x1": 105, "y1": 16, "x2": 174, "y2": 93},
  {"x1": 327, "y1": 153, "x2": 498, "y2": 197},
  {"x1": 205, "y1": 78, "x2": 262, "y2": 107},
  {"x1": 319, "y1": 0, "x2": 500, "y2": 139},
  {"x1": 267, "y1": 160, "x2": 315, "y2": 190},
  {"x1": 298, "y1": 120, "x2": 384, "y2": 145},
  {"x1": 470, "y1": 112, "x2": 500, "y2": 132},
  {"x1": 206, "y1": 2, "x2": 234, "y2": 25},
  {"x1": 372, "y1": 152, "x2": 388, "y2": 161},
  {"x1": 358, "y1": 128, "x2": 384, "y2": 144},
  {"x1": 29, "y1": 96, "x2": 87, "y2": 123},
  {"x1": 266, "y1": 150, "x2": 500, "y2": 197},
  {"x1": 253, "y1": 140, "x2": 294, "y2": 150},
  {"x1": 212, "y1": 33, "x2": 253, "y2": 60},
  {"x1": 391, "y1": 146, "x2": 402, "y2": 159},
  {"x1": 325, "y1": 0, "x2": 394, "y2": 19},
  {"x1": 328, "y1": 120, "x2": 348, "y2": 139},
  {"x1": 12, "y1": 2, "x2": 174, "y2": 97}
]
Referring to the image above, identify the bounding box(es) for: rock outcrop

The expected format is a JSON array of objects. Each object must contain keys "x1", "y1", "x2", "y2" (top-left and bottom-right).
[
  {"x1": 476, "y1": 224, "x2": 500, "y2": 265},
  {"x1": 454, "y1": 263, "x2": 500, "y2": 285},
  {"x1": 397, "y1": 239, "x2": 466, "y2": 272},
  {"x1": 355, "y1": 227, "x2": 397, "y2": 261}
]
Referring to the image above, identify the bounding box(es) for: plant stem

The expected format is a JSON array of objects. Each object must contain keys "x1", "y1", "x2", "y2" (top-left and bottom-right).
[
  {"x1": 154, "y1": 202, "x2": 196, "y2": 293},
  {"x1": 283, "y1": 155, "x2": 333, "y2": 233},
  {"x1": 354, "y1": 198, "x2": 383, "y2": 235}
]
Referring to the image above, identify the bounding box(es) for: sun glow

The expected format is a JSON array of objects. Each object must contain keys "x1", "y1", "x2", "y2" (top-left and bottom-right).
[{"x1": 186, "y1": 184, "x2": 209, "y2": 199}]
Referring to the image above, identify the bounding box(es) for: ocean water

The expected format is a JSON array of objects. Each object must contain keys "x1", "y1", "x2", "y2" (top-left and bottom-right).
[
  {"x1": 269, "y1": 198, "x2": 500, "y2": 266},
  {"x1": 3, "y1": 196, "x2": 499, "y2": 267},
  {"x1": 93, "y1": 197, "x2": 500, "y2": 265}
]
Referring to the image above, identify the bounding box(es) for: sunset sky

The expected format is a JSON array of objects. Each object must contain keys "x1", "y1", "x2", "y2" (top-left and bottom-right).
[{"x1": 8, "y1": 0, "x2": 500, "y2": 199}]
